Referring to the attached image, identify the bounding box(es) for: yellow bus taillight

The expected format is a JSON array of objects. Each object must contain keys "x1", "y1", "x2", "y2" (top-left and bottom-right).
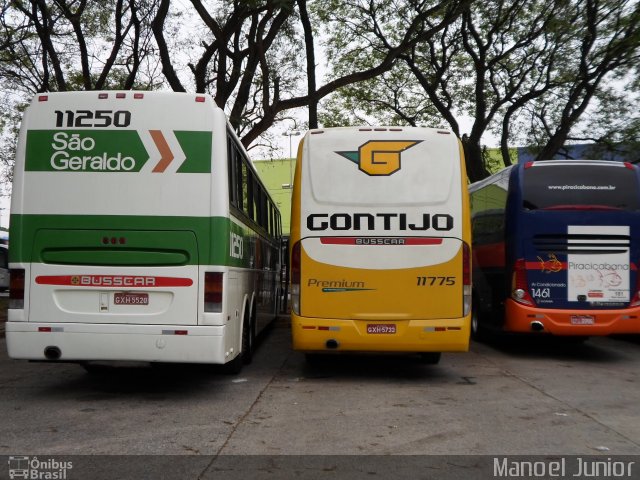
[
  {"x1": 290, "y1": 242, "x2": 301, "y2": 315},
  {"x1": 463, "y1": 242, "x2": 471, "y2": 316}
]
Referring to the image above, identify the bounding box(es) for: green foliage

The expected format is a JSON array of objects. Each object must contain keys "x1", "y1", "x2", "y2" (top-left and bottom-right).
[
  {"x1": 316, "y1": 0, "x2": 640, "y2": 179},
  {"x1": 0, "y1": 95, "x2": 27, "y2": 187},
  {"x1": 319, "y1": 62, "x2": 444, "y2": 128},
  {"x1": 1, "y1": 0, "x2": 639, "y2": 190}
]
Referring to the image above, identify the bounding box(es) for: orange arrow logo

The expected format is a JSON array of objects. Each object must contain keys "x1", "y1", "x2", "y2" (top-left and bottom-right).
[{"x1": 149, "y1": 130, "x2": 174, "y2": 173}]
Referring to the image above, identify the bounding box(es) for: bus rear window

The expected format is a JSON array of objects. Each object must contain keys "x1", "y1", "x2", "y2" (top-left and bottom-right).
[{"x1": 522, "y1": 164, "x2": 640, "y2": 211}]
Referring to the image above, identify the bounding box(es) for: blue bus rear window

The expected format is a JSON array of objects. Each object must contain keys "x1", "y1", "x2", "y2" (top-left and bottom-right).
[{"x1": 523, "y1": 164, "x2": 640, "y2": 211}]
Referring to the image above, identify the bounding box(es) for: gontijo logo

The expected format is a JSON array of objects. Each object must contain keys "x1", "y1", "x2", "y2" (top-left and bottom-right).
[{"x1": 337, "y1": 140, "x2": 422, "y2": 176}]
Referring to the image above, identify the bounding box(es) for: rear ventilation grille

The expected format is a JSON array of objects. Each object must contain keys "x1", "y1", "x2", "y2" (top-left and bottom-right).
[{"x1": 533, "y1": 233, "x2": 630, "y2": 255}]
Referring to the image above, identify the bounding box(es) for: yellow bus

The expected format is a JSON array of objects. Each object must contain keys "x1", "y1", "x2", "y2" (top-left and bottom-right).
[{"x1": 289, "y1": 126, "x2": 471, "y2": 364}]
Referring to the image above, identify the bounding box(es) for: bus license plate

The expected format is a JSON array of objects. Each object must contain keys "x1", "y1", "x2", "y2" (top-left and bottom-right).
[
  {"x1": 114, "y1": 292, "x2": 149, "y2": 306},
  {"x1": 571, "y1": 315, "x2": 595, "y2": 325},
  {"x1": 367, "y1": 324, "x2": 396, "y2": 334}
]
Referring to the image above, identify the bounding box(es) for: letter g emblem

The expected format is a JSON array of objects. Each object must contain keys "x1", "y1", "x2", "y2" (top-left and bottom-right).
[{"x1": 358, "y1": 141, "x2": 420, "y2": 176}]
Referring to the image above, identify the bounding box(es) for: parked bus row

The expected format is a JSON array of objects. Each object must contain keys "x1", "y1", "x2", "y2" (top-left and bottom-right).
[
  {"x1": 4, "y1": 91, "x2": 640, "y2": 372},
  {"x1": 290, "y1": 130, "x2": 640, "y2": 362}
]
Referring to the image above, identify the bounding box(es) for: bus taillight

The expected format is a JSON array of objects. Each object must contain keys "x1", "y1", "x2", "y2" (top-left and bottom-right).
[
  {"x1": 463, "y1": 242, "x2": 471, "y2": 316},
  {"x1": 511, "y1": 259, "x2": 535, "y2": 306},
  {"x1": 9, "y1": 269, "x2": 25, "y2": 309},
  {"x1": 631, "y1": 270, "x2": 640, "y2": 307},
  {"x1": 204, "y1": 272, "x2": 223, "y2": 312},
  {"x1": 290, "y1": 242, "x2": 301, "y2": 315}
]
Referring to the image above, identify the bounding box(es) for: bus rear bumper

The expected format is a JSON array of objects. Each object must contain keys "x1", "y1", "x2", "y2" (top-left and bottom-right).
[
  {"x1": 291, "y1": 314, "x2": 470, "y2": 353},
  {"x1": 6, "y1": 322, "x2": 230, "y2": 364},
  {"x1": 504, "y1": 300, "x2": 640, "y2": 335}
]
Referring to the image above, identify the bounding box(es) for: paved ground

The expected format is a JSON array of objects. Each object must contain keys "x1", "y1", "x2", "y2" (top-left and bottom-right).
[{"x1": 1, "y1": 318, "x2": 639, "y2": 478}]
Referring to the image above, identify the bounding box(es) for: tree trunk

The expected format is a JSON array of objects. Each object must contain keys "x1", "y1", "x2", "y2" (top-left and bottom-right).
[
  {"x1": 297, "y1": 0, "x2": 317, "y2": 129},
  {"x1": 462, "y1": 138, "x2": 488, "y2": 182}
]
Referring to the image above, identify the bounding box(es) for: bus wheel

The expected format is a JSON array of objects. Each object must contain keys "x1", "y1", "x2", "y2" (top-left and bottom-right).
[
  {"x1": 223, "y1": 351, "x2": 243, "y2": 375},
  {"x1": 563, "y1": 335, "x2": 589, "y2": 344},
  {"x1": 273, "y1": 288, "x2": 280, "y2": 318},
  {"x1": 222, "y1": 310, "x2": 252, "y2": 374},
  {"x1": 305, "y1": 353, "x2": 325, "y2": 366},
  {"x1": 242, "y1": 310, "x2": 254, "y2": 365},
  {"x1": 470, "y1": 305, "x2": 480, "y2": 338},
  {"x1": 470, "y1": 301, "x2": 487, "y2": 341},
  {"x1": 81, "y1": 362, "x2": 108, "y2": 374},
  {"x1": 419, "y1": 352, "x2": 441, "y2": 365}
]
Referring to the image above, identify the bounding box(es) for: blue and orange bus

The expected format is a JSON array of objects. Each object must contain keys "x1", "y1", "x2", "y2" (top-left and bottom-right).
[{"x1": 470, "y1": 160, "x2": 640, "y2": 338}]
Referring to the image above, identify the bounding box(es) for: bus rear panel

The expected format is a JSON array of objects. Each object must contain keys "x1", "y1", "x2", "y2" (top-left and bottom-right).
[
  {"x1": 7, "y1": 91, "x2": 281, "y2": 366},
  {"x1": 471, "y1": 160, "x2": 640, "y2": 336},
  {"x1": 290, "y1": 127, "x2": 471, "y2": 355}
]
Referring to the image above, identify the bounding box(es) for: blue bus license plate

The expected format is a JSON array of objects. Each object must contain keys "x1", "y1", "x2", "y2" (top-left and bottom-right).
[{"x1": 571, "y1": 315, "x2": 595, "y2": 325}]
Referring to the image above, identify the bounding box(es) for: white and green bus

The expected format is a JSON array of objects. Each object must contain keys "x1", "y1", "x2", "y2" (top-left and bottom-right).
[{"x1": 7, "y1": 91, "x2": 282, "y2": 373}]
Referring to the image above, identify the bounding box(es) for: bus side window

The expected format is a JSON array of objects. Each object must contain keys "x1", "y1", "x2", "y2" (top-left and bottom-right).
[
  {"x1": 470, "y1": 179, "x2": 508, "y2": 246},
  {"x1": 245, "y1": 165, "x2": 254, "y2": 221},
  {"x1": 227, "y1": 135, "x2": 238, "y2": 207},
  {"x1": 0, "y1": 248, "x2": 7, "y2": 269},
  {"x1": 239, "y1": 157, "x2": 248, "y2": 216},
  {"x1": 472, "y1": 211, "x2": 504, "y2": 245},
  {"x1": 258, "y1": 186, "x2": 267, "y2": 229}
]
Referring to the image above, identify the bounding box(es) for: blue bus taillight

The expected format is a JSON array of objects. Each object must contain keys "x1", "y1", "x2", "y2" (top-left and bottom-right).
[
  {"x1": 631, "y1": 271, "x2": 640, "y2": 307},
  {"x1": 511, "y1": 259, "x2": 535, "y2": 306}
]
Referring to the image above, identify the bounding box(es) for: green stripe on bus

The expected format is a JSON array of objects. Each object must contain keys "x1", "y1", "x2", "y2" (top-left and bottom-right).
[
  {"x1": 175, "y1": 131, "x2": 213, "y2": 173},
  {"x1": 9, "y1": 214, "x2": 275, "y2": 268},
  {"x1": 25, "y1": 130, "x2": 149, "y2": 172},
  {"x1": 24, "y1": 130, "x2": 212, "y2": 173}
]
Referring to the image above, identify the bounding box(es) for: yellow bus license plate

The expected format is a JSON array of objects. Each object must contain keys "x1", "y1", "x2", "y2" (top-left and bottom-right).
[{"x1": 367, "y1": 324, "x2": 397, "y2": 334}]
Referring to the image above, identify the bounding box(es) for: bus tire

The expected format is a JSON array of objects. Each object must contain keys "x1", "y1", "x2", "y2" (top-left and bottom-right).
[
  {"x1": 273, "y1": 288, "x2": 280, "y2": 319},
  {"x1": 223, "y1": 351, "x2": 243, "y2": 375},
  {"x1": 563, "y1": 335, "x2": 589, "y2": 344},
  {"x1": 470, "y1": 298, "x2": 489, "y2": 341},
  {"x1": 470, "y1": 304, "x2": 481, "y2": 339},
  {"x1": 242, "y1": 309, "x2": 254, "y2": 365},
  {"x1": 305, "y1": 353, "x2": 324, "y2": 366},
  {"x1": 419, "y1": 352, "x2": 442, "y2": 365},
  {"x1": 81, "y1": 362, "x2": 107, "y2": 374}
]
